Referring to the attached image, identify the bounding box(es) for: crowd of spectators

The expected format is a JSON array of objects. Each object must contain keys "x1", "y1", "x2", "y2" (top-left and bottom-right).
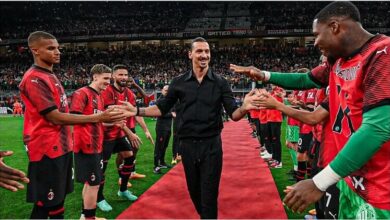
[
  {"x1": 250, "y1": 1, "x2": 390, "y2": 31},
  {"x1": 1, "y1": 2, "x2": 195, "y2": 40},
  {"x1": 2, "y1": 1, "x2": 388, "y2": 106},
  {"x1": 1, "y1": 2, "x2": 389, "y2": 41},
  {"x1": 0, "y1": 43, "x2": 320, "y2": 100}
]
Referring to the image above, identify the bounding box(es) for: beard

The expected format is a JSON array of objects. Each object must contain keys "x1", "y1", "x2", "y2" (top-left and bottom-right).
[{"x1": 116, "y1": 79, "x2": 127, "y2": 87}]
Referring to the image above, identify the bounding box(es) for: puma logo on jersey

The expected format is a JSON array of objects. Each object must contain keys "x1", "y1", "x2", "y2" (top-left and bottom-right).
[
  {"x1": 328, "y1": 211, "x2": 337, "y2": 220},
  {"x1": 55, "y1": 83, "x2": 60, "y2": 87},
  {"x1": 376, "y1": 46, "x2": 387, "y2": 55}
]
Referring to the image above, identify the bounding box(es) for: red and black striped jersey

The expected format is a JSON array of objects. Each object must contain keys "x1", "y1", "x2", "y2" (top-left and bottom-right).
[
  {"x1": 267, "y1": 92, "x2": 283, "y2": 122},
  {"x1": 258, "y1": 109, "x2": 268, "y2": 124},
  {"x1": 296, "y1": 90, "x2": 314, "y2": 134},
  {"x1": 101, "y1": 84, "x2": 136, "y2": 140},
  {"x1": 311, "y1": 34, "x2": 390, "y2": 210},
  {"x1": 70, "y1": 86, "x2": 104, "y2": 154}
]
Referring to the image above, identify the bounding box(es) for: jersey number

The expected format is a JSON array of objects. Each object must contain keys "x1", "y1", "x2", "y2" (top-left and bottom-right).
[{"x1": 332, "y1": 85, "x2": 355, "y2": 136}]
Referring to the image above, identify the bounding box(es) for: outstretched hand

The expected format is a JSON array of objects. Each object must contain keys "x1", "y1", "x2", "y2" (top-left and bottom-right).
[
  {"x1": 128, "y1": 132, "x2": 142, "y2": 149},
  {"x1": 109, "y1": 101, "x2": 137, "y2": 118},
  {"x1": 241, "y1": 89, "x2": 263, "y2": 111},
  {"x1": 257, "y1": 90, "x2": 281, "y2": 109},
  {"x1": 100, "y1": 107, "x2": 127, "y2": 123},
  {"x1": 229, "y1": 64, "x2": 264, "y2": 81},
  {"x1": 144, "y1": 131, "x2": 154, "y2": 146},
  {"x1": 0, "y1": 151, "x2": 29, "y2": 192}
]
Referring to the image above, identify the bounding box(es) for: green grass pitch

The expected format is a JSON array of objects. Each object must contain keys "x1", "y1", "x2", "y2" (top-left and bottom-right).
[{"x1": 0, "y1": 116, "x2": 306, "y2": 219}]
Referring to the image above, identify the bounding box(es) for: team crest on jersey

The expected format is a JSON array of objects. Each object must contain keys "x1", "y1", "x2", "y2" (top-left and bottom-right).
[
  {"x1": 356, "y1": 203, "x2": 376, "y2": 220},
  {"x1": 48, "y1": 189, "x2": 55, "y2": 201},
  {"x1": 93, "y1": 109, "x2": 102, "y2": 114},
  {"x1": 335, "y1": 61, "x2": 360, "y2": 81},
  {"x1": 91, "y1": 173, "x2": 96, "y2": 182}
]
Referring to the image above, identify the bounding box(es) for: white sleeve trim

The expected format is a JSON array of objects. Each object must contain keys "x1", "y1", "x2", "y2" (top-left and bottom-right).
[
  {"x1": 312, "y1": 165, "x2": 342, "y2": 192},
  {"x1": 263, "y1": 71, "x2": 271, "y2": 82}
]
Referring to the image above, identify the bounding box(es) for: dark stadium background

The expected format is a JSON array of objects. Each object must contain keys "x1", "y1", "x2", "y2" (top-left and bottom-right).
[{"x1": 1, "y1": 1, "x2": 389, "y2": 219}]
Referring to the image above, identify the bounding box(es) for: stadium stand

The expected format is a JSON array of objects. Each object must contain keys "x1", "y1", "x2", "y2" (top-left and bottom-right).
[{"x1": 1, "y1": 1, "x2": 389, "y2": 105}]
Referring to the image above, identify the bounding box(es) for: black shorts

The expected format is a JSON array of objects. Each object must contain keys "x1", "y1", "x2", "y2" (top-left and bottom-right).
[
  {"x1": 308, "y1": 139, "x2": 321, "y2": 160},
  {"x1": 103, "y1": 136, "x2": 133, "y2": 161},
  {"x1": 298, "y1": 133, "x2": 313, "y2": 153},
  {"x1": 253, "y1": 119, "x2": 260, "y2": 133},
  {"x1": 74, "y1": 152, "x2": 103, "y2": 186},
  {"x1": 27, "y1": 152, "x2": 73, "y2": 207}
]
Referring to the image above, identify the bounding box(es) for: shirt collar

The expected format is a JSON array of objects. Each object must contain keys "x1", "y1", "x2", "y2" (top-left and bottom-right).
[
  {"x1": 32, "y1": 64, "x2": 53, "y2": 74},
  {"x1": 87, "y1": 86, "x2": 100, "y2": 95},
  {"x1": 344, "y1": 34, "x2": 378, "y2": 60},
  {"x1": 184, "y1": 68, "x2": 215, "y2": 81}
]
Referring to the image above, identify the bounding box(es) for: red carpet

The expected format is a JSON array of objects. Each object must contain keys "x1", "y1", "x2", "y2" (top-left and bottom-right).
[{"x1": 117, "y1": 120, "x2": 287, "y2": 219}]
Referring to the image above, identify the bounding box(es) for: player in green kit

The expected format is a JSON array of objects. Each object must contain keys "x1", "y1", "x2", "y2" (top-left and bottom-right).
[{"x1": 230, "y1": 2, "x2": 390, "y2": 218}]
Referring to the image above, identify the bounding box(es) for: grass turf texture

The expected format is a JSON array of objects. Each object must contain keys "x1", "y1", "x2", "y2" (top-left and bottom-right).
[{"x1": 0, "y1": 116, "x2": 306, "y2": 219}]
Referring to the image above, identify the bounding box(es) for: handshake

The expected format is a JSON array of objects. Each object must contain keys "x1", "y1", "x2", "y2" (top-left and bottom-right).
[
  {"x1": 229, "y1": 88, "x2": 282, "y2": 115},
  {"x1": 228, "y1": 64, "x2": 285, "y2": 111},
  {"x1": 97, "y1": 102, "x2": 139, "y2": 124}
]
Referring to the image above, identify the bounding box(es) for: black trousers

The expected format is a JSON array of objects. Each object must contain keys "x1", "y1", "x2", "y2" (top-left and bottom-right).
[
  {"x1": 253, "y1": 118, "x2": 261, "y2": 144},
  {"x1": 172, "y1": 125, "x2": 180, "y2": 157},
  {"x1": 154, "y1": 129, "x2": 171, "y2": 167},
  {"x1": 268, "y1": 122, "x2": 282, "y2": 162},
  {"x1": 180, "y1": 135, "x2": 223, "y2": 219},
  {"x1": 259, "y1": 122, "x2": 269, "y2": 150}
]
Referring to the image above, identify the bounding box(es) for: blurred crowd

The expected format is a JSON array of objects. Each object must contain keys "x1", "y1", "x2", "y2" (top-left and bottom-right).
[
  {"x1": 0, "y1": 44, "x2": 319, "y2": 94},
  {"x1": 2, "y1": 1, "x2": 388, "y2": 106},
  {"x1": 1, "y1": 2, "x2": 389, "y2": 40}
]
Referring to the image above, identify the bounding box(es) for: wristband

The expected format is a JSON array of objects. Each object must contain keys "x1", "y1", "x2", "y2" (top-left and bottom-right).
[
  {"x1": 263, "y1": 71, "x2": 271, "y2": 81},
  {"x1": 312, "y1": 165, "x2": 341, "y2": 192}
]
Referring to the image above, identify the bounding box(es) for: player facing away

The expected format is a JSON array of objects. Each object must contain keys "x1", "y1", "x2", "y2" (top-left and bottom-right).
[
  {"x1": 70, "y1": 64, "x2": 112, "y2": 220},
  {"x1": 19, "y1": 31, "x2": 125, "y2": 219}
]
